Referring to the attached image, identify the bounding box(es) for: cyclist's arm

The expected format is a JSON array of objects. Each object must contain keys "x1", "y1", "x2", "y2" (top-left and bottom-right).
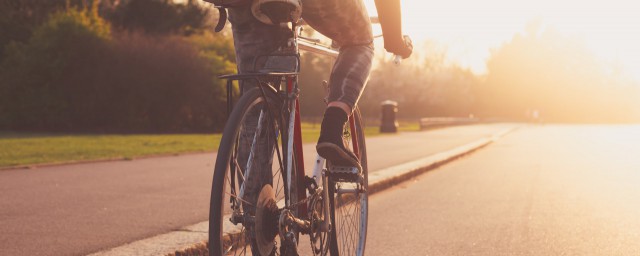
[{"x1": 374, "y1": 0, "x2": 412, "y2": 58}]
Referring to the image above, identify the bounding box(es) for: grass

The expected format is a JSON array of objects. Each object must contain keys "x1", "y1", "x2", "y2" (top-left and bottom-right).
[
  {"x1": 0, "y1": 122, "x2": 420, "y2": 168},
  {"x1": 0, "y1": 133, "x2": 222, "y2": 168},
  {"x1": 300, "y1": 121, "x2": 419, "y2": 143}
]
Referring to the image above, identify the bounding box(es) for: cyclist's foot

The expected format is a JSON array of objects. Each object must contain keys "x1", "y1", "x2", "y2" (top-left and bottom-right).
[{"x1": 316, "y1": 107, "x2": 361, "y2": 169}]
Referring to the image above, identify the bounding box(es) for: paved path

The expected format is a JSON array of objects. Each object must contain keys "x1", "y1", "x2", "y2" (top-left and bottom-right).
[
  {"x1": 0, "y1": 123, "x2": 512, "y2": 256},
  {"x1": 367, "y1": 125, "x2": 640, "y2": 255}
]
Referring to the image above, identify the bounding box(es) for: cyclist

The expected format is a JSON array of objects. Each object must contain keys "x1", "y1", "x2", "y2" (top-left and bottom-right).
[{"x1": 228, "y1": 0, "x2": 412, "y2": 170}]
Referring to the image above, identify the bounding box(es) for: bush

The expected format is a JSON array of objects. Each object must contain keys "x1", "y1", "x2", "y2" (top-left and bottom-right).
[
  {"x1": 0, "y1": 5, "x2": 235, "y2": 133},
  {"x1": 0, "y1": 5, "x2": 111, "y2": 131},
  {"x1": 97, "y1": 32, "x2": 228, "y2": 133}
]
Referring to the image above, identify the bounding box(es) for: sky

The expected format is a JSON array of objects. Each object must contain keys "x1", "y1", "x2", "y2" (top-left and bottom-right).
[{"x1": 364, "y1": 0, "x2": 640, "y2": 80}]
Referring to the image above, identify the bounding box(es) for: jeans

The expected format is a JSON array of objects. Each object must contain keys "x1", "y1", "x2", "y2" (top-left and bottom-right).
[{"x1": 228, "y1": 0, "x2": 374, "y2": 109}]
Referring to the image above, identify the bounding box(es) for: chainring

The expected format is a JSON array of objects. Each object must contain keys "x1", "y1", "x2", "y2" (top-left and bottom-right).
[{"x1": 308, "y1": 192, "x2": 330, "y2": 256}]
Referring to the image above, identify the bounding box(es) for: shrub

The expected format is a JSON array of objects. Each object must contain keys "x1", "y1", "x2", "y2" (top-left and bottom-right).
[
  {"x1": 96, "y1": 32, "x2": 228, "y2": 133},
  {"x1": 0, "y1": 4, "x2": 235, "y2": 133},
  {"x1": 0, "y1": 5, "x2": 111, "y2": 131}
]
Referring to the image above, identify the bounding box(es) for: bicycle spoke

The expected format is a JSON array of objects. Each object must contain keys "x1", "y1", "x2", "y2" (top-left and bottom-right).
[
  {"x1": 234, "y1": 226, "x2": 248, "y2": 255},
  {"x1": 328, "y1": 110, "x2": 367, "y2": 256},
  {"x1": 234, "y1": 158, "x2": 245, "y2": 183},
  {"x1": 212, "y1": 89, "x2": 294, "y2": 256},
  {"x1": 340, "y1": 204, "x2": 354, "y2": 254},
  {"x1": 351, "y1": 198, "x2": 361, "y2": 253},
  {"x1": 237, "y1": 241, "x2": 247, "y2": 256},
  {"x1": 224, "y1": 190, "x2": 255, "y2": 207},
  {"x1": 276, "y1": 182, "x2": 285, "y2": 200},
  {"x1": 333, "y1": 181, "x2": 365, "y2": 256}
]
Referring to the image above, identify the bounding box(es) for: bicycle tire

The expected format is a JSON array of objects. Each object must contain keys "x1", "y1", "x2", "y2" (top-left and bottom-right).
[
  {"x1": 328, "y1": 107, "x2": 368, "y2": 256},
  {"x1": 209, "y1": 87, "x2": 291, "y2": 256}
]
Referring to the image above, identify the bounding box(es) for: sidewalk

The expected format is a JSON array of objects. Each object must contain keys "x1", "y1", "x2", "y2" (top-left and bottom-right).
[{"x1": 0, "y1": 123, "x2": 516, "y2": 256}]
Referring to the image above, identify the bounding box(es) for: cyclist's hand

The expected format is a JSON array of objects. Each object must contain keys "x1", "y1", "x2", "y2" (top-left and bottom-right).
[{"x1": 384, "y1": 35, "x2": 413, "y2": 59}]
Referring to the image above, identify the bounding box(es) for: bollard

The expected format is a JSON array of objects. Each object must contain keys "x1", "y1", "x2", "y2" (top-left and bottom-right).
[{"x1": 380, "y1": 100, "x2": 399, "y2": 133}]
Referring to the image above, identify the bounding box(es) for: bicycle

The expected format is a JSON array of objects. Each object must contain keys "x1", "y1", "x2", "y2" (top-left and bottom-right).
[{"x1": 208, "y1": 16, "x2": 400, "y2": 256}]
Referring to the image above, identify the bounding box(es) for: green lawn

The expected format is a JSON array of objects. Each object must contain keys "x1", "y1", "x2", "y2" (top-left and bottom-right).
[
  {"x1": 0, "y1": 122, "x2": 419, "y2": 168},
  {"x1": 0, "y1": 132, "x2": 223, "y2": 168}
]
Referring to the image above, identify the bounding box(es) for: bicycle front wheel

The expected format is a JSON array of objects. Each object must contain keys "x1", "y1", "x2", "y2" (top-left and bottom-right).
[
  {"x1": 328, "y1": 107, "x2": 368, "y2": 256},
  {"x1": 209, "y1": 87, "x2": 289, "y2": 256}
]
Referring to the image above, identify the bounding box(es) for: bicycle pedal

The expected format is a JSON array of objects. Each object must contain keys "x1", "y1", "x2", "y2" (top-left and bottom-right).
[{"x1": 326, "y1": 165, "x2": 362, "y2": 182}]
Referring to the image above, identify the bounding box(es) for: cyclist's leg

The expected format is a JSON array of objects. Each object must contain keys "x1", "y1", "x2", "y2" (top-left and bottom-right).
[
  {"x1": 302, "y1": 0, "x2": 374, "y2": 48},
  {"x1": 302, "y1": 0, "x2": 375, "y2": 107},
  {"x1": 316, "y1": 47, "x2": 374, "y2": 166},
  {"x1": 302, "y1": 0, "x2": 375, "y2": 166}
]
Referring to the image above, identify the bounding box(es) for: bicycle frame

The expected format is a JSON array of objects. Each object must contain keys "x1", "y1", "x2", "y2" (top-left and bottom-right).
[
  {"x1": 293, "y1": 23, "x2": 365, "y2": 234},
  {"x1": 288, "y1": 23, "x2": 347, "y2": 218}
]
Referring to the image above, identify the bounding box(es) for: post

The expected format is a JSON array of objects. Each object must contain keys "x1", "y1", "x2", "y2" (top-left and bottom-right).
[{"x1": 380, "y1": 100, "x2": 399, "y2": 133}]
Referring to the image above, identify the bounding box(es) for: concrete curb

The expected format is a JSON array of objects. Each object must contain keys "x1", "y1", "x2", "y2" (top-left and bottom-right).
[
  {"x1": 88, "y1": 126, "x2": 518, "y2": 256},
  {"x1": 366, "y1": 125, "x2": 515, "y2": 194}
]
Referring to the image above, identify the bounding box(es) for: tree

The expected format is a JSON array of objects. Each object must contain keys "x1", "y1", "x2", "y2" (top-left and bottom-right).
[
  {"x1": 106, "y1": 0, "x2": 212, "y2": 35},
  {"x1": 0, "y1": 4, "x2": 111, "y2": 130},
  {"x1": 481, "y1": 23, "x2": 640, "y2": 122},
  {"x1": 0, "y1": 0, "x2": 89, "y2": 60},
  {"x1": 298, "y1": 52, "x2": 334, "y2": 117},
  {"x1": 0, "y1": 3, "x2": 236, "y2": 133},
  {"x1": 361, "y1": 42, "x2": 478, "y2": 120}
]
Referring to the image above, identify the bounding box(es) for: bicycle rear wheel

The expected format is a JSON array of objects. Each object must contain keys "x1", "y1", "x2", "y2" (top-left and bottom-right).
[
  {"x1": 328, "y1": 107, "x2": 368, "y2": 256},
  {"x1": 209, "y1": 87, "x2": 290, "y2": 256}
]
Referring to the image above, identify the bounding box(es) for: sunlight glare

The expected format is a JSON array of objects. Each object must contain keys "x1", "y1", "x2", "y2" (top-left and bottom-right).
[{"x1": 365, "y1": 0, "x2": 640, "y2": 80}]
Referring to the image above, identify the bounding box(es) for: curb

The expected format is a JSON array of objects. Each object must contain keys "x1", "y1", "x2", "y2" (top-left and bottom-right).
[
  {"x1": 88, "y1": 126, "x2": 518, "y2": 256},
  {"x1": 366, "y1": 125, "x2": 516, "y2": 194}
]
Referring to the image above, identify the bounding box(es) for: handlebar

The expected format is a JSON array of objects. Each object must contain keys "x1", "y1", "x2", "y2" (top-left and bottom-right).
[
  {"x1": 296, "y1": 18, "x2": 412, "y2": 64},
  {"x1": 393, "y1": 35, "x2": 412, "y2": 64}
]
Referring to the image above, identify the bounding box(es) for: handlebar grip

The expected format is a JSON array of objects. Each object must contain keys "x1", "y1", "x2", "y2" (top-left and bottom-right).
[
  {"x1": 403, "y1": 35, "x2": 413, "y2": 45},
  {"x1": 393, "y1": 35, "x2": 412, "y2": 64},
  {"x1": 393, "y1": 55, "x2": 402, "y2": 64}
]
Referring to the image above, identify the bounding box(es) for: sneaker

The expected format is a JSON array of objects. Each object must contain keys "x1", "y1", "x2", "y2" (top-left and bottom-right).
[
  {"x1": 316, "y1": 107, "x2": 362, "y2": 170},
  {"x1": 316, "y1": 142, "x2": 361, "y2": 168}
]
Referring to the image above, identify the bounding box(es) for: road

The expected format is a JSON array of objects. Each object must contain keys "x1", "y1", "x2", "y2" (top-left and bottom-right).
[
  {"x1": 367, "y1": 125, "x2": 640, "y2": 255},
  {"x1": 0, "y1": 124, "x2": 511, "y2": 256}
]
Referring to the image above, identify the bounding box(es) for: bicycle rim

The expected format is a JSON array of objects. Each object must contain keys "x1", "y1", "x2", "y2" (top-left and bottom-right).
[
  {"x1": 328, "y1": 108, "x2": 368, "y2": 256},
  {"x1": 209, "y1": 88, "x2": 288, "y2": 256}
]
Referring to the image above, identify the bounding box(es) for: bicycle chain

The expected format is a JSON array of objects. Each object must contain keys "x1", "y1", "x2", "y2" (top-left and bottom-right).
[{"x1": 285, "y1": 188, "x2": 321, "y2": 210}]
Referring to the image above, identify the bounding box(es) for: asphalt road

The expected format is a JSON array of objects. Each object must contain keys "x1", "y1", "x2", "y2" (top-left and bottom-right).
[
  {"x1": 367, "y1": 125, "x2": 640, "y2": 255},
  {"x1": 0, "y1": 124, "x2": 511, "y2": 256}
]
